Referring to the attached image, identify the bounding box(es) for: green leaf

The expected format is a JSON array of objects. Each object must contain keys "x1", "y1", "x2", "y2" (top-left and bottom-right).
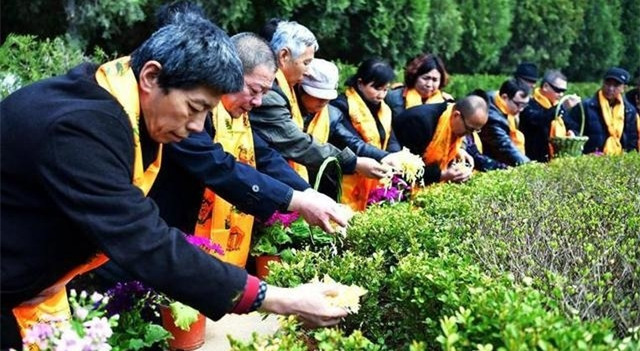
[{"x1": 169, "y1": 302, "x2": 200, "y2": 331}]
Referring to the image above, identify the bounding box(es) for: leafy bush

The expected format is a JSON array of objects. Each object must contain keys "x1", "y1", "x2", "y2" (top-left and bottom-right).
[
  {"x1": 260, "y1": 153, "x2": 639, "y2": 348},
  {"x1": 229, "y1": 316, "x2": 383, "y2": 350},
  {"x1": 0, "y1": 34, "x2": 108, "y2": 98}
]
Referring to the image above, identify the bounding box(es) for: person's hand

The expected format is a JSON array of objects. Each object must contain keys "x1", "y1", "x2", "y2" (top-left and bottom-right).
[
  {"x1": 440, "y1": 165, "x2": 472, "y2": 183},
  {"x1": 457, "y1": 148, "x2": 475, "y2": 170},
  {"x1": 562, "y1": 94, "x2": 581, "y2": 109},
  {"x1": 259, "y1": 283, "x2": 348, "y2": 328},
  {"x1": 287, "y1": 189, "x2": 352, "y2": 233},
  {"x1": 355, "y1": 157, "x2": 391, "y2": 179},
  {"x1": 380, "y1": 152, "x2": 403, "y2": 170}
]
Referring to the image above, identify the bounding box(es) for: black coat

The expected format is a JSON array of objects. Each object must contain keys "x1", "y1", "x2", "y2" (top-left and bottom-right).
[
  {"x1": 392, "y1": 103, "x2": 449, "y2": 184},
  {"x1": 519, "y1": 99, "x2": 568, "y2": 162},
  {"x1": 565, "y1": 92, "x2": 638, "y2": 154},
  {"x1": 480, "y1": 96, "x2": 530, "y2": 166},
  {"x1": 0, "y1": 64, "x2": 255, "y2": 345}
]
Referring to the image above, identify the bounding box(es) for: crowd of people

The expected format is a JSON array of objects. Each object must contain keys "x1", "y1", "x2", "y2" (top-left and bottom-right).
[{"x1": 1, "y1": 1, "x2": 639, "y2": 348}]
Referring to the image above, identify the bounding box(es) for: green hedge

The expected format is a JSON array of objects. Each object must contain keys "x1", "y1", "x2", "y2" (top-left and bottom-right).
[
  {"x1": 0, "y1": 34, "x2": 108, "y2": 98},
  {"x1": 232, "y1": 153, "x2": 640, "y2": 349}
]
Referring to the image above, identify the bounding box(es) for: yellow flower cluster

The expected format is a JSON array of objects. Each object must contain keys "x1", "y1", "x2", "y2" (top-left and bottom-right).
[{"x1": 312, "y1": 275, "x2": 368, "y2": 314}]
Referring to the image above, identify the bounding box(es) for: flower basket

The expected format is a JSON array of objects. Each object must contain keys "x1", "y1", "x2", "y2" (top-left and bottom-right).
[
  {"x1": 313, "y1": 156, "x2": 342, "y2": 203},
  {"x1": 550, "y1": 95, "x2": 588, "y2": 158}
]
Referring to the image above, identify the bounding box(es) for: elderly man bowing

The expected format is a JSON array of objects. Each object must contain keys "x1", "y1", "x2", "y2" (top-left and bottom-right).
[{"x1": 0, "y1": 15, "x2": 347, "y2": 349}]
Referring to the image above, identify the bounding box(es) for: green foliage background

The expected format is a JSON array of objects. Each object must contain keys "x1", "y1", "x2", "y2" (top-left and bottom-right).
[{"x1": 1, "y1": 0, "x2": 638, "y2": 82}]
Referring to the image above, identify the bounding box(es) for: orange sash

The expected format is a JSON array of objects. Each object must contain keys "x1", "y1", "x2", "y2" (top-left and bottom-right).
[
  {"x1": 405, "y1": 88, "x2": 450, "y2": 108},
  {"x1": 341, "y1": 87, "x2": 391, "y2": 211},
  {"x1": 597, "y1": 90, "x2": 625, "y2": 155},
  {"x1": 194, "y1": 104, "x2": 256, "y2": 268},
  {"x1": 12, "y1": 56, "x2": 162, "y2": 335},
  {"x1": 275, "y1": 69, "x2": 309, "y2": 181},
  {"x1": 424, "y1": 104, "x2": 463, "y2": 172},
  {"x1": 495, "y1": 95, "x2": 526, "y2": 154}
]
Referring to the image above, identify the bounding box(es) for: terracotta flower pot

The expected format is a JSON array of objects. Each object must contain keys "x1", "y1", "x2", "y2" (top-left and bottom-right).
[
  {"x1": 159, "y1": 305, "x2": 207, "y2": 351},
  {"x1": 255, "y1": 254, "x2": 281, "y2": 280}
]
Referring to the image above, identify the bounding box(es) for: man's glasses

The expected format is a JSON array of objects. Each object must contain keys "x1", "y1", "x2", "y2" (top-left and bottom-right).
[
  {"x1": 460, "y1": 113, "x2": 481, "y2": 134},
  {"x1": 511, "y1": 98, "x2": 528, "y2": 109},
  {"x1": 545, "y1": 81, "x2": 567, "y2": 94}
]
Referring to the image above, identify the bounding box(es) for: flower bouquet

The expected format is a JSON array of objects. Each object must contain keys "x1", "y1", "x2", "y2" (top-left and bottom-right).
[
  {"x1": 22, "y1": 289, "x2": 119, "y2": 351},
  {"x1": 368, "y1": 148, "x2": 425, "y2": 206}
]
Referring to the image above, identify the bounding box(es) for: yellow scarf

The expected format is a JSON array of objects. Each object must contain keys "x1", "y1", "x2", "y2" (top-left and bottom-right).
[
  {"x1": 341, "y1": 87, "x2": 392, "y2": 211},
  {"x1": 534, "y1": 87, "x2": 568, "y2": 158},
  {"x1": 193, "y1": 104, "x2": 256, "y2": 268},
  {"x1": 424, "y1": 104, "x2": 463, "y2": 172},
  {"x1": 598, "y1": 90, "x2": 625, "y2": 155},
  {"x1": 495, "y1": 95, "x2": 526, "y2": 154},
  {"x1": 14, "y1": 56, "x2": 163, "y2": 337},
  {"x1": 405, "y1": 88, "x2": 448, "y2": 108},
  {"x1": 637, "y1": 114, "x2": 640, "y2": 151},
  {"x1": 305, "y1": 105, "x2": 331, "y2": 144},
  {"x1": 275, "y1": 69, "x2": 308, "y2": 181}
]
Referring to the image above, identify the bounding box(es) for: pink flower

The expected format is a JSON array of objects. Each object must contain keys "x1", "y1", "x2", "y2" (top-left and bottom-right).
[
  {"x1": 185, "y1": 235, "x2": 225, "y2": 256},
  {"x1": 264, "y1": 211, "x2": 300, "y2": 228}
]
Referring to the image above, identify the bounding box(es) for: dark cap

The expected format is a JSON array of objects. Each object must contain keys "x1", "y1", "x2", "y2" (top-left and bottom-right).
[
  {"x1": 603, "y1": 67, "x2": 630, "y2": 84},
  {"x1": 514, "y1": 62, "x2": 538, "y2": 82}
]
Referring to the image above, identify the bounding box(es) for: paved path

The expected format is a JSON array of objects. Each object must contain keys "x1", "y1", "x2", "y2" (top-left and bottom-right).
[{"x1": 198, "y1": 312, "x2": 280, "y2": 351}]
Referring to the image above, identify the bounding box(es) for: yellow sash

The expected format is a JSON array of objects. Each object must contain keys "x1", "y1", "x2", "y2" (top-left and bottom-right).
[
  {"x1": 305, "y1": 106, "x2": 331, "y2": 144},
  {"x1": 193, "y1": 104, "x2": 256, "y2": 268},
  {"x1": 424, "y1": 104, "x2": 463, "y2": 172},
  {"x1": 341, "y1": 87, "x2": 392, "y2": 211},
  {"x1": 495, "y1": 95, "x2": 526, "y2": 154},
  {"x1": 637, "y1": 114, "x2": 640, "y2": 151},
  {"x1": 275, "y1": 69, "x2": 308, "y2": 181},
  {"x1": 598, "y1": 90, "x2": 625, "y2": 155},
  {"x1": 13, "y1": 56, "x2": 162, "y2": 336},
  {"x1": 535, "y1": 87, "x2": 568, "y2": 158},
  {"x1": 405, "y1": 88, "x2": 449, "y2": 108}
]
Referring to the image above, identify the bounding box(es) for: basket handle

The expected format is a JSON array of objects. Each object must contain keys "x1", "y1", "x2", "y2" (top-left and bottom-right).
[
  {"x1": 313, "y1": 156, "x2": 342, "y2": 203},
  {"x1": 554, "y1": 94, "x2": 586, "y2": 136}
]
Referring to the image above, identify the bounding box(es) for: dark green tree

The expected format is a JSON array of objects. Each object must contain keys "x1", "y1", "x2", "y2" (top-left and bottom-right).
[
  {"x1": 499, "y1": 0, "x2": 585, "y2": 74},
  {"x1": 619, "y1": 0, "x2": 640, "y2": 78},
  {"x1": 566, "y1": 0, "x2": 624, "y2": 81},
  {"x1": 450, "y1": 0, "x2": 514, "y2": 74},
  {"x1": 423, "y1": 0, "x2": 462, "y2": 62}
]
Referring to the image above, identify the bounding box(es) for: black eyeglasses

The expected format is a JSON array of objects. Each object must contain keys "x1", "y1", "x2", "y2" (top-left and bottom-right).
[
  {"x1": 511, "y1": 98, "x2": 529, "y2": 109},
  {"x1": 545, "y1": 81, "x2": 567, "y2": 94},
  {"x1": 460, "y1": 112, "x2": 481, "y2": 134}
]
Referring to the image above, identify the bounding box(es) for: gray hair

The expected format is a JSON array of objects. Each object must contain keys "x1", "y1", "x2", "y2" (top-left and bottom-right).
[
  {"x1": 543, "y1": 70, "x2": 567, "y2": 84},
  {"x1": 130, "y1": 14, "x2": 243, "y2": 94},
  {"x1": 269, "y1": 21, "x2": 318, "y2": 60},
  {"x1": 231, "y1": 32, "x2": 277, "y2": 75}
]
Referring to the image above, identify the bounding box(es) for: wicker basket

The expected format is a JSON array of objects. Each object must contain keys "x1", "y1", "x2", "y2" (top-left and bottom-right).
[{"x1": 549, "y1": 95, "x2": 588, "y2": 158}]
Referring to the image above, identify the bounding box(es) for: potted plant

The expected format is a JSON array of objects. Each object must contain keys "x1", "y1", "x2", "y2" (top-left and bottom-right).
[
  {"x1": 251, "y1": 211, "x2": 336, "y2": 279},
  {"x1": 105, "y1": 235, "x2": 224, "y2": 351}
]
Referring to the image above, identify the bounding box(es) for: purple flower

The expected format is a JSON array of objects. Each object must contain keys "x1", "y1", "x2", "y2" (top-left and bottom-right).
[
  {"x1": 105, "y1": 281, "x2": 152, "y2": 316},
  {"x1": 264, "y1": 211, "x2": 300, "y2": 228},
  {"x1": 367, "y1": 175, "x2": 410, "y2": 206},
  {"x1": 185, "y1": 235, "x2": 225, "y2": 256}
]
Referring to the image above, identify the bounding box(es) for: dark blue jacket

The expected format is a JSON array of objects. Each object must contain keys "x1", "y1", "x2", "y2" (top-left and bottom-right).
[
  {"x1": 148, "y1": 115, "x2": 309, "y2": 233},
  {"x1": 565, "y1": 92, "x2": 638, "y2": 154},
  {"x1": 480, "y1": 95, "x2": 530, "y2": 166},
  {"x1": 520, "y1": 99, "x2": 569, "y2": 162}
]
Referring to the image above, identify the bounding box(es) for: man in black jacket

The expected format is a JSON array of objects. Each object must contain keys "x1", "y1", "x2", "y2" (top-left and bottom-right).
[
  {"x1": 1, "y1": 16, "x2": 346, "y2": 349},
  {"x1": 519, "y1": 70, "x2": 581, "y2": 162}
]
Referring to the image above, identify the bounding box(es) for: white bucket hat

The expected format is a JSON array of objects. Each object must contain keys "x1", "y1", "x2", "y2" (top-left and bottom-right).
[{"x1": 301, "y1": 58, "x2": 339, "y2": 100}]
